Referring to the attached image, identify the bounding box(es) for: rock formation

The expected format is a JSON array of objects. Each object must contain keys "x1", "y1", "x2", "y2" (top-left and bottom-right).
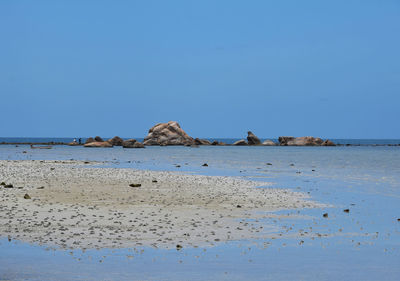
[
  {"x1": 108, "y1": 136, "x2": 124, "y2": 146},
  {"x1": 247, "y1": 131, "x2": 261, "y2": 145},
  {"x1": 278, "y1": 136, "x2": 335, "y2": 146},
  {"x1": 262, "y1": 140, "x2": 277, "y2": 146},
  {"x1": 84, "y1": 141, "x2": 113, "y2": 148},
  {"x1": 233, "y1": 139, "x2": 247, "y2": 146},
  {"x1": 143, "y1": 121, "x2": 194, "y2": 146},
  {"x1": 122, "y1": 139, "x2": 145, "y2": 148}
]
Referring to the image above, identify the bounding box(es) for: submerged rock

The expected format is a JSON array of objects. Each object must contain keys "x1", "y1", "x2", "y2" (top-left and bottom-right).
[
  {"x1": 247, "y1": 131, "x2": 261, "y2": 145},
  {"x1": 84, "y1": 141, "x2": 113, "y2": 148},
  {"x1": 143, "y1": 121, "x2": 194, "y2": 146},
  {"x1": 233, "y1": 139, "x2": 247, "y2": 146},
  {"x1": 262, "y1": 140, "x2": 277, "y2": 146}
]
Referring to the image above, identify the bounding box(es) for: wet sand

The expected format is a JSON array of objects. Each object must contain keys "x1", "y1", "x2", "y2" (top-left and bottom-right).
[{"x1": 0, "y1": 160, "x2": 323, "y2": 250}]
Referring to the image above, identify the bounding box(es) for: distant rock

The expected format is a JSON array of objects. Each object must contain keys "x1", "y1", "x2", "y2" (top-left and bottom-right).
[
  {"x1": 108, "y1": 136, "x2": 124, "y2": 146},
  {"x1": 321, "y1": 139, "x2": 336, "y2": 146},
  {"x1": 122, "y1": 139, "x2": 145, "y2": 148},
  {"x1": 233, "y1": 139, "x2": 247, "y2": 146},
  {"x1": 247, "y1": 131, "x2": 261, "y2": 145},
  {"x1": 68, "y1": 141, "x2": 79, "y2": 146},
  {"x1": 94, "y1": 136, "x2": 104, "y2": 142},
  {"x1": 85, "y1": 137, "x2": 95, "y2": 144},
  {"x1": 262, "y1": 140, "x2": 277, "y2": 146},
  {"x1": 194, "y1": 138, "x2": 212, "y2": 145},
  {"x1": 84, "y1": 141, "x2": 113, "y2": 148},
  {"x1": 279, "y1": 136, "x2": 334, "y2": 146},
  {"x1": 211, "y1": 141, "x2": 219, "y2": 145},
  {"x1": 143, "y1": 121, "x2": 194, "y2": 146}
]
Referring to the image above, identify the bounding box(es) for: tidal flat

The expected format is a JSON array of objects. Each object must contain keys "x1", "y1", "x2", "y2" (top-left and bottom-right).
[{"x1": 0, "y1": 160, "x2": 323, "y2": 250}]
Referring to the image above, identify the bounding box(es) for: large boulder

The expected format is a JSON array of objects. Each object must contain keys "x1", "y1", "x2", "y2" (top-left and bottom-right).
[
  {"x1": 247, "y1": 131, "x2": 261, "y2": 145},
  {"x1": 233, "y1": 139, "x2": 247, "y2": 146},
  {"x1": 84, "y1": 141, "x2": 113, "y2": 148},
  {"x1": 68, "y1": 141, "x2": 79, "y2": 146},
  {"x1": 85, "y1": 137, "x2": 95, "y2": 144},
  {"x1": 279, "y1": 136, "x2": 334, "y2": 146},
  {"x1": 143, "y1": 121, "x2": 195, "y2": 146},
  {"x1": 194, "y1": 138, "x2": 212, "y2": 145},
  {"x1": 122, "y1": 139, "x2": 145, "y2": 148},
  {"x1": 108, "y1": 136, "x2": 124, "y2": 146},
  {"x1": 262, "y1": 140, "x2": 277, "y2": 146}
]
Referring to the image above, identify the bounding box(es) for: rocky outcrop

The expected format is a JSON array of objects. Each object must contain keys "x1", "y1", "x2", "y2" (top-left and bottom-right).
[
  {"x1": 262, "y1": 140, "x2": 277, "y2": 146},
  {"x1": 194, "y1": 138, "x2": 212, "y2": 145},
  {"x1": 85, "y1": 137, "x2": 95, "y2": 144},
  {"x1": 94, "y1": 136, "x2": 104, "y2": 142},
  {"x1": 84, "y1": 141, "x2": 113, "y2": 148},
  {"x1": 108, "y1": 136, "x2": 124, "y2": 146},
  {"x1": 68, "y1": 141, "x2": 79, "y2": 146},
  {"x1": 247, "y1": 131, "x2": 261, "y2": 145},
  {"x1": 122, "y1": 139, "x2": 145, "y2": 148},
  {"x1": 233, "y1": 139, "x2": 247, "y2": 146},
  {"x1": 279, "y1": 136, "x2": 334, "y2": 146},
  {"x1": 143, "y1": 121, "x2": 195, "y2": 146}
]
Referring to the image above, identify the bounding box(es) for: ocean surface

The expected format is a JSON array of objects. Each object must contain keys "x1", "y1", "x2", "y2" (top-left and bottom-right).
[{"x1": 0, "y1": 140, "x2": 399, "y2": 280}]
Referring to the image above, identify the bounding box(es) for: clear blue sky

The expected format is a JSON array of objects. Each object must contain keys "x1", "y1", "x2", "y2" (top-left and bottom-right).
[{"x1": 1, "y1": 1, "x2": 399, "y2": 139}]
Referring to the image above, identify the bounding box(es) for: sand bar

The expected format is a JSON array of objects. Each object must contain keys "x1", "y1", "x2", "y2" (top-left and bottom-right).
[{"x1": 0, "y1": 160, "x2": 323, "y2": 250}]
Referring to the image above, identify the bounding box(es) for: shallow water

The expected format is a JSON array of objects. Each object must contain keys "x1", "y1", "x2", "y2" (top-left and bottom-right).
[{"x1": 0, "y1": 144, "x2": 399, "y2": 280}]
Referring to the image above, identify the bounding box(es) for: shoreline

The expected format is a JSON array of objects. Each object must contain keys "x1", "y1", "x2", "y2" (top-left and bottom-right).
[{"x1": 0, "y1": 160, "x2": 324, "y2": 250}]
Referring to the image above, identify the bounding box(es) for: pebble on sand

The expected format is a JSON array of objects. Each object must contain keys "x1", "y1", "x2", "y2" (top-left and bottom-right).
[{"x1": 129, "y1": 184, "x2": 141, "y2": 187}]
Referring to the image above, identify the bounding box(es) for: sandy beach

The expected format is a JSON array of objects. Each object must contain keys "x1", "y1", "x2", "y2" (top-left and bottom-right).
[{"x1": 0, "y1": 160, "x2": 323, "y2": 250}]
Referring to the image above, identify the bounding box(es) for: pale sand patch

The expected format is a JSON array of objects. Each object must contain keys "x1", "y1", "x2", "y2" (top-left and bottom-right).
[{"x1": 0, "y1": 160, "x2": 324, "y2": 250}]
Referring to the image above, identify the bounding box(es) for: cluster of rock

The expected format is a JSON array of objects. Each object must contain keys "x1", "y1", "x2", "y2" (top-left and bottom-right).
[
  {"x1": 231, "y1": 132, "x2": 335, "y2": 146},
  {"x1": 78, "y1": 121, "x2": 335, "y2": 148},
  {"x1": 232, "y1": 131, "x2": 277, "y2": 146},
  {"x1": 278, "y1": 136, "x2": 335, "y2": 146},
  {"x1": 83, "y1": 136, "x2": 144, "y2": 148}
]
